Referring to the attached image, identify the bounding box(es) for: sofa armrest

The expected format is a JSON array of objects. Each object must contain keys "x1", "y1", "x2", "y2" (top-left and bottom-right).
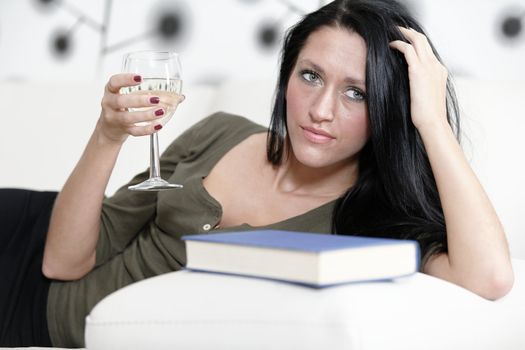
[{"x1": 85, "y1": 259, "x2": 525, "y2": 350}]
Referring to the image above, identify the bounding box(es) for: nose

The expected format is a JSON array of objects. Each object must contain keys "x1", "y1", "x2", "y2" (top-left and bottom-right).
[{"x1": 309, "y1": 87, "x2": 336, "y2": 123}]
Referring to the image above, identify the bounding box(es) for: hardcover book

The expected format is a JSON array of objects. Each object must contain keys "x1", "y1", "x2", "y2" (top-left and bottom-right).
[{"x1": 182, "y1": 230, "x2": 420, "y2": 287}]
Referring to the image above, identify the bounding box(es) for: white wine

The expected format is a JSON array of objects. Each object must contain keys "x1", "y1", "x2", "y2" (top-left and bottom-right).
[{"x1": 120, "y1": 78, "x2": 183, "y2": 126}]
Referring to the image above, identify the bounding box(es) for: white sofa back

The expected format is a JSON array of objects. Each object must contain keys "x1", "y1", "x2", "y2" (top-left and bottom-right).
[{"x1": 0, "y1": 78, "x2": 523, "y2": 259}]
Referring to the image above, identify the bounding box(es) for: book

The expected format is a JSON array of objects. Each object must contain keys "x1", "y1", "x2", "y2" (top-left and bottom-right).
[{"x1": 182, "y1": 230, "x2": 420, "y2": 287}]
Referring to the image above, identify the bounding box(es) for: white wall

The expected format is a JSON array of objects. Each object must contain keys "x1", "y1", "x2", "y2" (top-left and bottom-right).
[
  {"x1": 0, "y1": 0, "x2": 320, "y2": 84},
  {"x1": 418, "y1": 0, "x2": 525, "y2": 80},
  {"x1": 0, "y1": 1, "x2": 523, "y2": 257},
  {"x1": 0, "y1": 0, "x2": 524, "y2": 83}
]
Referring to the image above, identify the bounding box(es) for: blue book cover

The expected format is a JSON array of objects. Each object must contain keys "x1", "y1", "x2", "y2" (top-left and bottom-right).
[
  {"x1": 182, "y1": 230, "x2": 420, "y2": 287},
  {"x1": 183, "y1": 230, "x2": 418, "y2": 252}
]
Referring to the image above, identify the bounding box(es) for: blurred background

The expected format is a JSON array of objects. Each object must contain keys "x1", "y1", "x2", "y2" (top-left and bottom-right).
[
  {"x1": 0, "y1": 0, "x2": 524, "y2": 84},
  {"x1": 1, "y1": 0, "x2": 524, "y2": 258}
]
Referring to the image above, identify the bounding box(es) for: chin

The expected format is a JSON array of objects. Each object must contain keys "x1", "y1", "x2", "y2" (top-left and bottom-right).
[{"x1": 291, "y1": 147, "x2": 340, "y2": 169}]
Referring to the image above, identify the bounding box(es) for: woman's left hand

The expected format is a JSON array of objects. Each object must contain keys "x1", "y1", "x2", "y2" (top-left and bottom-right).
[
  {"x1": 391, "y1": 28, "x2": 514, "y2": 301},
  {"x1": 389, "y1": 27, "x2": 449, "y2": 132}
]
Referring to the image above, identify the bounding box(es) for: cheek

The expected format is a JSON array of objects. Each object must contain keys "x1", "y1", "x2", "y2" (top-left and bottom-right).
[
  {"x1": 336, "y1": 112, "x2": 370, "y2": 157},
  {"x1": 285, "y1": 78, "x2": 303, "y2": 117},
  {"x1": 340, "y1": 107, "x2": 370, "y2": 143}
]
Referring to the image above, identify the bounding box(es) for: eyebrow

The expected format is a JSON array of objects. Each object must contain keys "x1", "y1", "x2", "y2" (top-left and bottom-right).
[{"x1": 297, "y1": 59, "x2": 366, "y2": 88}]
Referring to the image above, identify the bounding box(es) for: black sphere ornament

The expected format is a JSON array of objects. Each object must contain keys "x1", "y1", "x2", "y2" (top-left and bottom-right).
[
  {"x1": 52, "y1": 32, "x2": 71, "y2": 57},
  {"x1": 258, "y1": 24, "x2": 278, "y2": 49},
  {"x1": 158, "y1": 13, "x2": 182, "y2": 39},
  {"x1": 38, "y1": 0, "x2": 55, "y2": 5},
  {"x1": 502, "y1": 16, "x2": 522, "y2": 39}
]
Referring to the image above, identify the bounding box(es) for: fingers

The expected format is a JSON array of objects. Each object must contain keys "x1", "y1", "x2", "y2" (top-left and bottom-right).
[
  {"x1": 127, "y1": 123, "x2": 164, "y2": 137},
  {"x1": 105, "y1": 92, "x2": 165, "y2": 110},
  {"x1": 123, "y1": 108, "x2": 166, "y2": 125},
  {"x1": 104, "y1": 86, "x2": 185, "y2": 112},
  {"x1": 109, "y1": 108, "x2": 166, "y2": 137},
  {"x1": 389, "y1": 26, "x2": 447, "y2": 77},
  {"x1": 106, "y1": 73, "x2": 141, "y2": 94},
  {"x1": 168, "y1": 93, "x2": 186, "y2": 105},
  {"x1": 102, "y1": 73, "x2": 146, "y2": 111},
  {"x1": 129, "y1": 94, "x2": 184, "y2": 135},
  {"x1": 388, "y1": 27, "x2": 449, "y2": 130},
  {"x1": 99, "y1": 73, "x2": 186, "y2": 140},
  {"x1": 389, "y1": 40, "x2": 418, "y2": 67},
  {"x1": 391, "y1": 27, "x2": 436, "y2": 61}
]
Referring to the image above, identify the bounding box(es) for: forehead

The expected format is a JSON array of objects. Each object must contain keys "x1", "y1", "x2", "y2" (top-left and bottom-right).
[{"x1": 297, "y1": 26, "x2": 367, "y2": 80}]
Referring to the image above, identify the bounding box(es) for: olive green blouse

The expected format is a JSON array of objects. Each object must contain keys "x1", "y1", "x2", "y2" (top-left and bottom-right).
[{"x1": 46, "y1": 112, "x2": 336, "y2": 347}]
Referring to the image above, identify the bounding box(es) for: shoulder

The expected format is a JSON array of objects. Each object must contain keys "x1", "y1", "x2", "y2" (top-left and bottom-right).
[
  {"x1": 193, "y1": 111, "x2": 266, "y2": 137},
  {"x1": 187, "y1": 111, "x2": 267, "y2": 146},
  {"x1": 162, "y1": 111, "x2": 267, "y2": 159}
]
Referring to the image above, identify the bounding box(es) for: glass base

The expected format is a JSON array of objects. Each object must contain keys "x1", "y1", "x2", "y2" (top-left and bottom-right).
[{"x1": 128, "y1": 177, "x2": 183, "y2": 191}]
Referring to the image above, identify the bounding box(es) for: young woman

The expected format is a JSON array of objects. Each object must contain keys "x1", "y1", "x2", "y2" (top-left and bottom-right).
[{"x1": 0, "y1": 0, "x2": 513, "y2": 347}]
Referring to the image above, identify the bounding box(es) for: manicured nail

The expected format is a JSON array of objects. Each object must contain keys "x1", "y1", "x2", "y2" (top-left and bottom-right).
[
  {"x1": 150, "y1": 96, "x2": 160, "y2": 104},
  {"x1": 133, "y1": 75, "x2": 142, "y2": 82},
  {"x1": 154, "y1": 124, "x2": 163, "y2": 131},
  {"x1": 155, "y1": 109, "x2": 164, "y2": 116}
]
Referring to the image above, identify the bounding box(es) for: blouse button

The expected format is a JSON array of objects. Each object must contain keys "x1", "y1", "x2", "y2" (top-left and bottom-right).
[{"x1": 202, "y1": 224, "x2": 212, "y2": 231}]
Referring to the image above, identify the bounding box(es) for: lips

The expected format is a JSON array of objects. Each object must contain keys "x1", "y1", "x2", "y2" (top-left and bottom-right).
[{"x1": 301, "y1": 126, "x2": 335, "y2": 144}]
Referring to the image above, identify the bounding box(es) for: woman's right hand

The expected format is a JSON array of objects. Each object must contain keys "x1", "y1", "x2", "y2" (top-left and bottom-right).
[{"x1": 97, "y1": 73, "x2": 183, "y2": 144}]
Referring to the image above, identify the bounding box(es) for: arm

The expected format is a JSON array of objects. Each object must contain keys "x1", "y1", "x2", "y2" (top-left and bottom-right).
[
  {"x1": 42, "y1": 73, "x2": 181, "y2": 281},
  {"x1": 390, "y1": 28, "x2": 514, "y2": 300}
]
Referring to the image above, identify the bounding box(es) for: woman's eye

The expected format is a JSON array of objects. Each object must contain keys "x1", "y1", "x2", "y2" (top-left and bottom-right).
[
  {"x1": 344, "y1": 88, "x2": 366, "y2": 102},
  {"x1": 301, "y1": 70, "x2": 320, "y2": 84}
]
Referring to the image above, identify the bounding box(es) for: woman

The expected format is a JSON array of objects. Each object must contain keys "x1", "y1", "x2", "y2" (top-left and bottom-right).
[{"x1": 0, "y1": 0, "x2": 514, "y2": 347}]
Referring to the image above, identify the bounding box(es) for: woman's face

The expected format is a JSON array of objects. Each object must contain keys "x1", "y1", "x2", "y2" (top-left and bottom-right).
[{"x1": 286, "y1": 25, "x2": 369, "y2": 171}]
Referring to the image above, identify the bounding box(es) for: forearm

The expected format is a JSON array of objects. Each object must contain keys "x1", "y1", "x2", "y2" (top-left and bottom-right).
[
  {"x1": 41, "y1": 73, "x2": 180, "y2": 280},
  {"x1": 43, "y1": 124, "x2": 123, "y2": 280},
  {"x1": 418, "y1": 119, "x2": 513, "y2": 297},
  {"x1": 390, "y1": 27, "x2": 513, "y2": 299}
]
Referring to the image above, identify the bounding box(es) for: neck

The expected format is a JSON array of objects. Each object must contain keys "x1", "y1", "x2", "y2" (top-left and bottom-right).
[{"x1": 271, "y1": 152, "x2": 359, "y2": 199}]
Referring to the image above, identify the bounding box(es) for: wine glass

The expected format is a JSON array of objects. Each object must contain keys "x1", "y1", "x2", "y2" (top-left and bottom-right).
[{"x1": 121, "y1": 50, "x2": 183, "y2": 191}]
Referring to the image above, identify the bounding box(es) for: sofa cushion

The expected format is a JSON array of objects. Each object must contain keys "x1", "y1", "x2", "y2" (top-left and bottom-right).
[{"x1": 85, "y1": 259, "x2": 525, "y2": 350}]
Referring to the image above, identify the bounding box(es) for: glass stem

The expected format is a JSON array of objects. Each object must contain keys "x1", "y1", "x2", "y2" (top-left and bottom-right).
[{"x1": 149, "y1": 133, "x2": 161, "y2": 179}]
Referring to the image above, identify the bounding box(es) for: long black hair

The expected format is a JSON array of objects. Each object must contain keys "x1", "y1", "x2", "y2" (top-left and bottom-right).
[{"x1": 267, "y1": 0, "x2": 461, "y2": 266}]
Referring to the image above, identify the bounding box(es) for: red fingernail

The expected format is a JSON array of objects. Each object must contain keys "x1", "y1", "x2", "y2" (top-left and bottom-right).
[
  {"x1": 154, "y1": 124, "x2": 163, "y2": 131},
  {"x1": 150, "y1": 97, "x2": 160, "y2": 104},
  {"x1": 155, "y1": 109, "x2": 164, "y2": 116},
  {"x1": 133, "y1": 75, "x2": 142, "y2": 82}
]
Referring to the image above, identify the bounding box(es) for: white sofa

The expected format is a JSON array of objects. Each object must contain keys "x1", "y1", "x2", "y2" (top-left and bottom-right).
[{"x1": 1, "y1": 77, "x2": 524, "y2": 349}]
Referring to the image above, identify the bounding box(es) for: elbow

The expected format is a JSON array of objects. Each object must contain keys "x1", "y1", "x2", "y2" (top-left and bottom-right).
[
  {"x1": 42, "y1": 261, "x2": 61, "y2": 280},
  {"x1": 478, "y1": 265, "x2": 515, "y2": 301},
  {"x1": 41, "y1": 260, "x2": 67, "y2": 280},
  {"x1": 42, "y1": 254, "x2": 96, "y2": 281}
]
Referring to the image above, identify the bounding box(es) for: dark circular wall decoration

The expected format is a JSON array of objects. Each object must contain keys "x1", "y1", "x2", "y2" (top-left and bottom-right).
[
  {"x1": 51, "y1": 29, "x2": 72, "y2": 58},
  {"x1": 158, "y1": 12, "x2": 183, "y2": 40},
  {"x1": 258, "y1": 22, "x2": 279, "y2": 49},
  {"x1": 497, "y1": 7, "x2": 524, "y2": 43},
  {"x1": 149, "y1": 1, "x2": 191, "y2": 50},
  {"x1": 33, "y1": 0, "x2": 310, "y2": 67},
  {"x1": 501, "y1": 15, "x2": 523, "y2": 39}
]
